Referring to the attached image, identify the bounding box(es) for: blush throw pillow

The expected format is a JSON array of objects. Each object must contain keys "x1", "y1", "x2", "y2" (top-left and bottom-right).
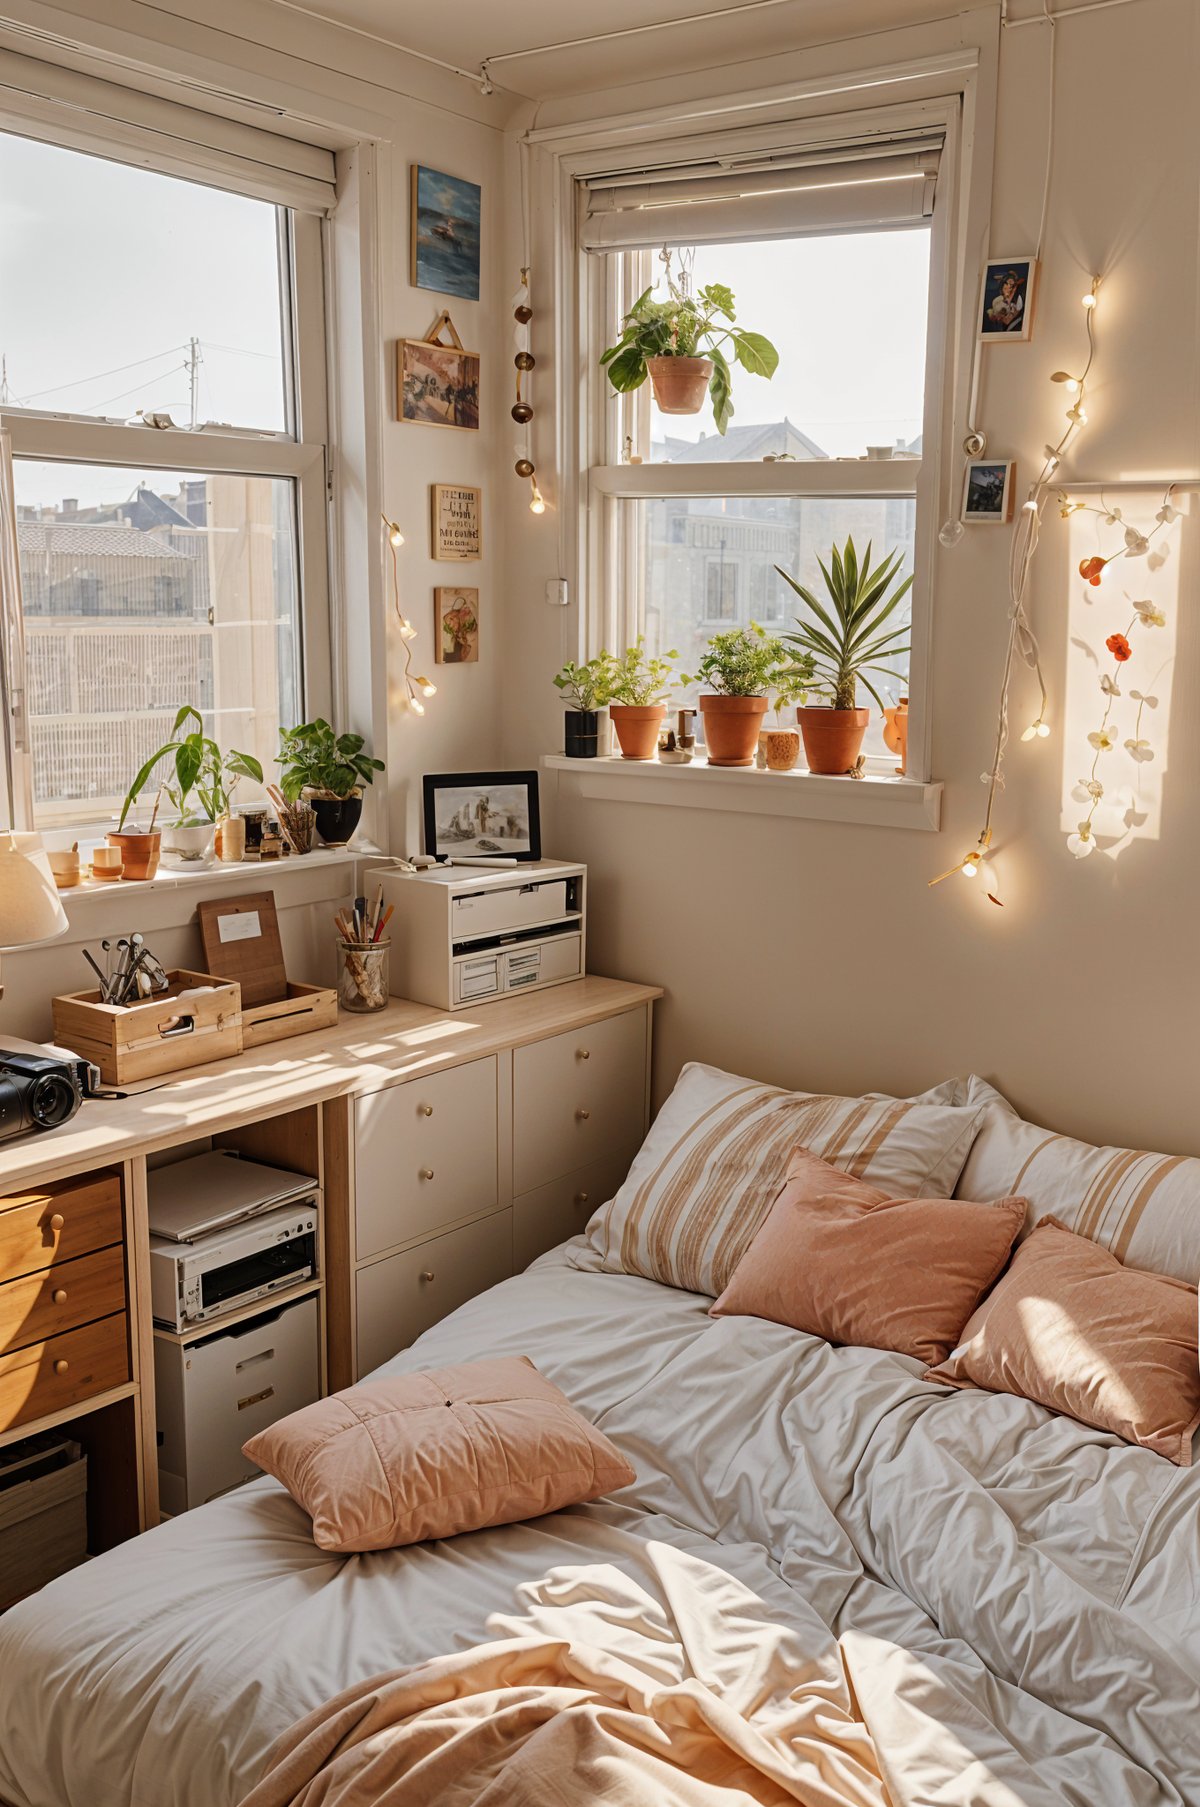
[
  {"x1": 710, "y1": 1147, "x2": 1026, "y2": 1365},
  {"x1": 579, "y1": 1061, "x2": 985, "y2": 1297},
  {"x1": 244, "y1": 1355, "x2": 636, "y2": 1552},
  {"x1": 926, "y1": 1217, "x2": 1200, "y2": 1464}
]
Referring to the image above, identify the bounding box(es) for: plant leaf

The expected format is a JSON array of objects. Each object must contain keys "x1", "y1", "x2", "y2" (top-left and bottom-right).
[
  {"x1": 708, "y1": 345, "x2": 733, "y2": 435},
  {"x1": 604, "y1": 346, "x2": 647, "y2": 393},
  {"x1": 732, "y1": 330, "x2": 779, "y2": 378}
]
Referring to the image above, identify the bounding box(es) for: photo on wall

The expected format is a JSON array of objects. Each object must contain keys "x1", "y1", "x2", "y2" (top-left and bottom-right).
[
  {"x1": 962, "y1": 459, "x2": 1016, "y2": 523},
  {"x1": 398, "y1": 338, "x2": 480, "y2": 431},
  {"x1": 411, "y1": 165, "x2": 481, "y2": 301},
  {"x1": 435, "y1": 587, "x2": 480, "y2": 664},
  {"x1": 422, "y1": 771, "x2": 541, "y2": 862},
  {"x1": 979, "y1": 257, "x2": 1038, "y2": 341}
]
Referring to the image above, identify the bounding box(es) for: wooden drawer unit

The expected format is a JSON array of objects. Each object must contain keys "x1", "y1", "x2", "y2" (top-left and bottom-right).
[
  {"x1": 512, "y1": 1149, "x2": 635, "y2": 1272},
  {"x1": 512, "y1": 1009, "x2": 648, "y2": 1195},
  {"x1": 0, "y1": 1174, "x2": 123, "y2": 1282},
  {"x1": 0, "y1": 1313, "x2": 130, "y2": 1433},
  {"x1": 0, "y1": 1245, "x2": 126, "y2": 1357},
  {"x1": 355, "y1": 1058, "x2": 499, "y2": 1261},
  {"x1": 355, "y1": 1211, "x2": 512, "y2": 1377}
]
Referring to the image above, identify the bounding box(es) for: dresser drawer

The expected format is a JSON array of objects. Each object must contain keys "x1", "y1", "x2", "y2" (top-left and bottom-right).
[
  {"x1": 513, "y1": 1149, "x2": 635, "y2": 1271},
  {"x1": 0, "y1": 1311, "x2": 130, "y2": 1433},
  {"x1": 512, "y1": 1009, "x2": 648, "y2": 1194},
  {"x1": 0, "y1": 1244, "x2": 127, "y2": 1357},
  {"x1": 355, "y1": 1058, "x2": 498, "y2": 1261},
  {"x1": 0, "y1": 1174, "x2": 123, "y2": 1282},
  {"x1": 355, "y1": 1210, "x2": 512, "y2": 1378}
]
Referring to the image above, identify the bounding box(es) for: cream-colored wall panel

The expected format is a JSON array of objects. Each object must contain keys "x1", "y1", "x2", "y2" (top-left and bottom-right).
[
  {"x1": 354, "y1": 1058, "x2": 498, "y2": 1260},
  {"x1": 355, "y1": 1210, "x2": 512, "y2": 1376},
  {"x1": 512, "y1": 1007, "x2": 647, "y2": 1194}
]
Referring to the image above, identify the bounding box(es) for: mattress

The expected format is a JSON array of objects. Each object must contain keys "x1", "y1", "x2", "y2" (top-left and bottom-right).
[{"x1": 0, "y1": 1238, "x2": 1197, "y2": 1806}]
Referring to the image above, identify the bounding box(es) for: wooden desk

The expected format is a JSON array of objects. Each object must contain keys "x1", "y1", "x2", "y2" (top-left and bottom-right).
[{"x1": 0, "y1": 977, "x2": 661, "y2": 1578}]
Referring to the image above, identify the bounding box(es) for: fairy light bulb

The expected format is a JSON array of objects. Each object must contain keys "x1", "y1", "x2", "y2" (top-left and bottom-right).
[
  {"x1": 408, "y1": 694, "x2": 425, "y2": 716},
  {"x1": 399, "y1": 617, "x2": 417, "y2": 642},
  {"x1": 416, "y1": 677, "x2": 437, "y2": 698},
  {"x1": 938, "y1": 518, "x2": 965, "y2": 548},
  {"x1": 389, "y1": 524, "x2": 404, "y2": 547},
  {"x1": 960, "y1": 855, "x2": 979, "y2": 877},
  {"x1": 1081, "y1": 292, "x2": 1097, "y2": 309},
  {"x1": 529, "y1": 476, "x2": 546, "y2": 515},
  {"x1": 1035, "y1": 719, "x2": 1050, "y2": 739}
]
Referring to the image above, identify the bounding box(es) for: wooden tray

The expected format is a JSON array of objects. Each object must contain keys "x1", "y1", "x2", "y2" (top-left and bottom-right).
[
  {"x1": 237, "y1": 980, "x2": 339, "y2": 1050},
  {"x1": 52, "y1": 970, "x2": 243, "y2": 1086}
]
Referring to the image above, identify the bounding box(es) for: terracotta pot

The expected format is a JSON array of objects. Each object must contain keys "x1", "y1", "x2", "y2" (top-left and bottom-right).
[
  {"x1": 763, "y1": 728, "x2": 801, "y2": 772},
  {"x1": 609, "y1": 703, "x2": 665, "y2": 761},
  {"x1": 647, "y1": 356, "x2": 712, "y2": 415},
  {"x1": 700, "y1": 694, "x2": 769, "y2": 767},
  {"x1": 796, "y1": 706, "x2": 871, "y2": 775},
  {"x1": 106, "y1": 830, "x2": 161, "y2": 881}
]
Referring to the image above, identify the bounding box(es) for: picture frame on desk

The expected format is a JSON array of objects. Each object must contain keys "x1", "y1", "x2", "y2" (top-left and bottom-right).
[{"x1": 422, "y1": 770, "x2": 541, "y2": 863}]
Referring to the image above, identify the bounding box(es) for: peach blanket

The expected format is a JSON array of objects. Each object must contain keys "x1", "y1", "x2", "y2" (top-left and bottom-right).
[{"x1": 241, "y1": 1633, "x2": 888, "y2": 1807}]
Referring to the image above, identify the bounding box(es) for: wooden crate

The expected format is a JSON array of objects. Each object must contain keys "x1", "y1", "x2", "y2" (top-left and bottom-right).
[
  {"x1": 237, "y1": 981, "x2": 339, "y2": 1050},
  {"x1": 53, "y1": 970, "x2": 243, "y2": 1086},
  {"x1": 0, "y1": 1437, "x2": 88, "y2": 1609}
]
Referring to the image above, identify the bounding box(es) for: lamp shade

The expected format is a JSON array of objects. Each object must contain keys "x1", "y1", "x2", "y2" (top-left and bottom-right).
[{"x1": 0, "y1": 833, "x2": 69, "y2": 949}]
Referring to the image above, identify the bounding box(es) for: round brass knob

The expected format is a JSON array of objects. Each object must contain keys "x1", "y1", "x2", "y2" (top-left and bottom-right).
[
  {"x1": 574, "y1": 1191, "x2": 589, "y2": 1206},
  {"x1": 419, "y1": 1103, "x2": 433, "y2": 1117},
  {"x1": 576, "y1": 1048, "x2": 590, "y2": 1061},
  {"x1": 52, "y1": 1289, "x2": 67, "y2": 1305},
  {"x1": 49, "y1": 1213, "x2": 65, "y2": 1232},
  {"x1": 576, "y1": 1108, "x2": 590, "y2": 1122},
  {"x1": 53, "y1": 1358, "x2": 69, "y2": 1376},
  {"x1": 421, "y1": 1270, "x2": 435, "y2": 1283},
  {"x1": 419, "y1": 1167, "x2": 435, "y2": 1181}
]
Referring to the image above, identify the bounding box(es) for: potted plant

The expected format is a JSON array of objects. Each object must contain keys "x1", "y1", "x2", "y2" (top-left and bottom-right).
[
  {"x1": 277, "y1": 719, "x2": 385, "y2": 845},
  {"x1": 117, "y1": 706, "x2": 263, "y2": 872},
  {"x1": 601, "y1": 278, "x2": 779, "y2": 434},
  {"x1": 553, "y1": 658, "x2": 610, "y2": 759},
  {"x1": 777, "y1": 538, "x2": 913, "y2": 775},
  {"x1": 683, "y1": 625, "x2": 814, "y2": 768},
  {"x1": 593, "y1": 639, "x2": 678, "y2": 760}
]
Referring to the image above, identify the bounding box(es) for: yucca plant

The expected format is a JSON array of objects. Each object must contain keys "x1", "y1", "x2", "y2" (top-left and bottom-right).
[{"x1": 775, "y1": 538, "x2": 913, "y2": 713}]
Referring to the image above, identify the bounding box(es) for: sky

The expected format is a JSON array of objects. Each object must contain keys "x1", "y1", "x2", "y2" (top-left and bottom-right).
[{"x1": 0, "y1": 131, "x2": 286, "y2": 509}]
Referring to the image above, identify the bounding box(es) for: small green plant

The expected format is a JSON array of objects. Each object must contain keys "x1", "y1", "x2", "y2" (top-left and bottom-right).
[
  {"x1": 593, "y1": 638, "x2": 678, "y2": 706},
  {"x1": 553, "y1": 658, "x2": 611, "y2": 712},
  {"x1": 119, "y1": 706, "x2": 263, "y2": 830},
  {"x1": 277, "y1": 719, "x2": 385, "y2": 803},
  {"x1": 683, "y1": 624, "x2": 814, "y2": 713},
  {"x1": 600, "y1": 278, "x2": 778, "y2": 436},
  {"x1": 777, "y1": 538, "x2": 913, "y2": 712}
]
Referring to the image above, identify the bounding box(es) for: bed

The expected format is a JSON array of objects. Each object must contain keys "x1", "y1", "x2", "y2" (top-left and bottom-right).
[{"x1": 0, "y1": 1226, "x2": 1197, "y2": 1807}]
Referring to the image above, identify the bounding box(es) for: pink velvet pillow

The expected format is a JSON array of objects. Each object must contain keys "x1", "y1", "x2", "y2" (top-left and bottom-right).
[
  {"x1": 710, "y1": 1146, "x2": 1026, "y2": 1365},
  {"x1": 244, "y1": 1356, "x2": 635, "y2": 1552},
  {"x1": 926, "y1": 1217, "x2": 1200, "y2": 1464}
]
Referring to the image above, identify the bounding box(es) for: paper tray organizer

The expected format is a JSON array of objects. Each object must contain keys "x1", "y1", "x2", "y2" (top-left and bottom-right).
[{"x1": 52, "y1": 970, "x2": 243, "y2": 1085}]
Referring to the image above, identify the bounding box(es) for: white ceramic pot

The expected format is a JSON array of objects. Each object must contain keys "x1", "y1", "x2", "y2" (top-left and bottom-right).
[{"x1": 162, "y1": 821, "x2": 216, "y2": 869}]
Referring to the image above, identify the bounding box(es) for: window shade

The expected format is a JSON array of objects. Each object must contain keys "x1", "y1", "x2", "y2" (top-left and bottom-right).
[
  {"x1": 0, "y1": 48, "x2": 337, "y2": 213},
  {"x1": 579, "y1": 136, "x2": 941, "y2": 251}
]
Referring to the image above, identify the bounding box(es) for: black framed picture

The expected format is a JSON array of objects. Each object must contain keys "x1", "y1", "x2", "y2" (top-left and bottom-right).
[{"x1": 422, "y1": 770, "x2": 541, "y2": 862}]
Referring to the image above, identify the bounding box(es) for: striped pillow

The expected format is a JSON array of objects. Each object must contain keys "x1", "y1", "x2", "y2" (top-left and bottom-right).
[
  {"x1": 955, "y1": 1076, "x2": 1200, "y2": 1284},
  {"x1": 580, "y1": 1062, "x2": 984, "y2": 1296}
]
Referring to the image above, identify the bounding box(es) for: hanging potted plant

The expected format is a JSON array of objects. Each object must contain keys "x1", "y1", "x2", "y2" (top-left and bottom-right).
[
  {"x1": 116, "y1": 706, "x2": 263, "y2": 872},
  {"x1": 553, "y1": 657, "x2": 611, "y2": 759},
  {"x1": 684, "y1": 625, "x2": 814, "y2": 768},
  {"x1": 777, "y1": 538, "x2": 913, "y2": 775},
  {"x1": 277, "y1": 719, "x2": 385, "y2": 845},
  {"x1": 600, "y1": 278, "x2": 779, "y2": 433},
  {"x1": 594, "y1": 639, "x2": 678, "y2": 760}
]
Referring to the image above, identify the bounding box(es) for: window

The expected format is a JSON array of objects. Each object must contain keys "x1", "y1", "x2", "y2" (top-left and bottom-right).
[
  {"x1": 582, "y1": 124, "x2": 940, "y2": 773},
  {"x1": 0, "y1": 120, "x2": 330, "y2": 834}
]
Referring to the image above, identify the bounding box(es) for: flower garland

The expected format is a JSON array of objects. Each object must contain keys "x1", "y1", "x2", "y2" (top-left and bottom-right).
[{"x1": 1061, "y1": 488, "x2": 1177, "y2": 858}]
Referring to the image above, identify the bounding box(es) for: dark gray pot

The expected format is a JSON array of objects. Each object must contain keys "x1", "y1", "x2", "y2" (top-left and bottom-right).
[
  {"x1": 308, "y1": 793, "x2": 363, "y2": 845},
  {"x1": 564, "y1": 709, "x2": 602, "y2": 758}
]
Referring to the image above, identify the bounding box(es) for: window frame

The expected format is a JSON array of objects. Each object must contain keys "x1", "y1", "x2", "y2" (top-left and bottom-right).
[{"x1": 0, "y1": 142, "x2": 332, "y2": 837}]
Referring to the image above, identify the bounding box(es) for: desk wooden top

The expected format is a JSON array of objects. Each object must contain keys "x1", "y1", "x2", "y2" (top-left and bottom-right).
[{"x1": 0, "y1": 977, "x2": 663, "y2": 1192}]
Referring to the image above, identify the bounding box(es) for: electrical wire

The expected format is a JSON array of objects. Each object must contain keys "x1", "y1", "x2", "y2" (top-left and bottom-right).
[{"x1": 14, "y1": 345, "x2": 189, "y2": 405}]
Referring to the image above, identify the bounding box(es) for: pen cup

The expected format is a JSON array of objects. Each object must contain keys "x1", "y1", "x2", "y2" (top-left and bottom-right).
[{"x1": 338, "y1": 938, "x2": 389, "y2": 1013}]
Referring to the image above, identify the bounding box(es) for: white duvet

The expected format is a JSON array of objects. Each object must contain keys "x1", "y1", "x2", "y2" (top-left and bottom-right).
[{"x1": 0, "y1": 1239, "x2": 1197, "y2": 1807}]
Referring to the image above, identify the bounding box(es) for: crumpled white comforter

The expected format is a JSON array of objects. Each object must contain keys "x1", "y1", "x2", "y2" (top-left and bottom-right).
[{"x1": 0, "y1": 1237, "x2": 1196, "y2": 1807}]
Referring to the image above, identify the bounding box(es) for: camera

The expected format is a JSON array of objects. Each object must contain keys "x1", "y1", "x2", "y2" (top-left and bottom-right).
[{"x1": 0, "y1": 1048, "x2": 97, "y2": 1140}]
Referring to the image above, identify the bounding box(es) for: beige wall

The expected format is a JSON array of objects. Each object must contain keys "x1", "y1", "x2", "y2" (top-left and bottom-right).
[{"x1": 501, "y1": 0, "x2": 1200, "y2": 1156}]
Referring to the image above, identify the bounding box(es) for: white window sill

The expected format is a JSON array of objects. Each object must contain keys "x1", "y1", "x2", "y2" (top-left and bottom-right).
[{"x1": 542, "y1": 755, "x2": 941, "y2": 832}]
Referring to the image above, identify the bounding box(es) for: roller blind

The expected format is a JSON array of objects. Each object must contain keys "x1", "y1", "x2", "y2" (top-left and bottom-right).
[
  {"x1": 579, "y1": 134, "x2": 941, "y2": 252},
  {"x1": 0, "y1": 47, "x2": 337, "y2": 213}
]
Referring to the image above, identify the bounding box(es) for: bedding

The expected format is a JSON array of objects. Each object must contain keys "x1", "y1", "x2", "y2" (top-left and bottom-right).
[{"x1": 1, "y1": 1239, "x2": 1198, "y2": 1807}]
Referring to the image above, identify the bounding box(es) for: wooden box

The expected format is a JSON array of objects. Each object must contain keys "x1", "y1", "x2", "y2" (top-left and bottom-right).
[
  {"x1": 0, "y1": 1436, "x2": 88, "y2": 1609},
  {"x1": 53, "y1": 970, "x2": 243, "y2": 1085},
  {"x1": 237, "y1": 981, "x2": 339, "y2": 1050}
]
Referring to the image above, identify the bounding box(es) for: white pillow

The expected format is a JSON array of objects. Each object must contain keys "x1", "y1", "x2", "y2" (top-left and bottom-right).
[{"x1": 579, "y1": 1061, "x2": 984, "y2": 1296}]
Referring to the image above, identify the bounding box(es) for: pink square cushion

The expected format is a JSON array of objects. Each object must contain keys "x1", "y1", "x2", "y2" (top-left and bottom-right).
[
  {"x1": 710, "y1": 1146, "x2": 1027, "y2": 1366},
  {"x1": 926, "y1": 1217, "x2": 1200, "y2": 1464},
  {"x1": 244, "y1": 1355, "x2": 636, "y2": 1552}
]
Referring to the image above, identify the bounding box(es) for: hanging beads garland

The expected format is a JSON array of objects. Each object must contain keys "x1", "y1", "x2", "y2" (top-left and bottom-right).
[
  {"x1": 511, "y1": 270, "x2": 545, "y2": 512},
  {"x1": 381, "y1": 514, "x2": 437, "y2": 716}
]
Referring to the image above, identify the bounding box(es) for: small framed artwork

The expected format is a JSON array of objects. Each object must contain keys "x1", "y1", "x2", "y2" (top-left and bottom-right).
[
  {"x1": 435, "y1": 587, "x2": 480, "y2": 664},
  {"x1": 411, "y1": 165, "x2": 481, "y2": 302},
  {"x1": 963, "y1": 459, "x2": 1016, "y2": 523},
  {"x1": 979, "y1": 257, "x2": 1038, "y2": 341},
  {"x1": 422, "y1": 770, "x2": 541, "y2": 862},
  {"x1": 431, "y1": 483, "x2": 482, "y2": 560},
  {"x1": 398, "y1": 314, "x2": 480, "y2": 431}
]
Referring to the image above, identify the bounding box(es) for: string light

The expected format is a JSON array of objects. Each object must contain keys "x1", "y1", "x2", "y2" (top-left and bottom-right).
[
  {"x1": 529, "y1": 477, "x2": 546, "y2": 514},
  {"x1": 381, "y1": 513, "x2": 435, "y2": 717},
  {"x1": 382, "y1": 515, "x2": 404, "y2": 548}
]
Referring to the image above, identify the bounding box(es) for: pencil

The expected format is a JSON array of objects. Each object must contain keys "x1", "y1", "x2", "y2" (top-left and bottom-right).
[{"x1": 373, "y1": 904, "x2": 393, "y2": 943}]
